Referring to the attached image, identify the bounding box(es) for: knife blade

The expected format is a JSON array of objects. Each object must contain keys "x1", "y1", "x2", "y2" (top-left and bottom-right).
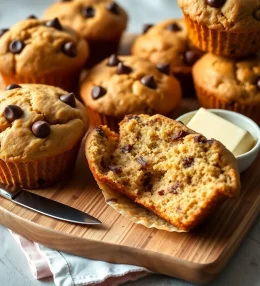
[{"x1": 0, "y1": 183, "x2": 101, "y2": 225}]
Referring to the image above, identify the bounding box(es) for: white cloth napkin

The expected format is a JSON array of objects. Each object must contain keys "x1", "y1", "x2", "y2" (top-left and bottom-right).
[{"x1": 10, "y1": 231, "x2": 151, "y2": 286}]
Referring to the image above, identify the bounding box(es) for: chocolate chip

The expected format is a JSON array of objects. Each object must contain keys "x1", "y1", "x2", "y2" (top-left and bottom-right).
[
  {"x1": 32, "y1": 121, "x2": 50, "y2": 138},
  {"x1": 256, "y1": 78, "x2": 260, "y2": 89},
  {"x1": 194, "y1": 135, "x2": 207, "y2": 143},
  {"x1": 137, "y1": 156, "x2": 148, "y2": 168},
  {"x1": 46, "y1": 18, "x2": 63, "y2": 30},
  {"x1": 184, "y1": 50, "x2": 200, "y2": 66},
  {"x1": 158, "y1": 190, "x2": 164, "y2": 196},
  {"x1": 60, "y1": 93, "x2": 76, "y2": 108},
  {"x1": 121, "y1": 144, "x2": 133, "y2": 153},
  {"x1": 82, "y1": 6, "x2": 95, "y2": 18},
  {"x1": 27, "y1": 15, "x2": 37, "y2": 19},
  {"x1": 96, "y1": 126, "x2": 106, "y2": 137},
  {"x1": 253, "y1": 9, "x2": 260, "y2": 21},
  {"x1": 91, "y1": 86, "x2": 107, "y2": 100},
  {"x1": 5, "y1": 84, "x2": 22, "y2": 91},
  {"x1": 106, "y1": 2, "x2": 119, "y2": 14},
  {"x1": 143, "y1": 24, "x2": 153, "y2": 34},
  {"x1": 107, "y1": 54, "x2": 120, "y2": 66},
  {"x1": 166, "y1": 23, "x2": 182, "y2": 31},
  {"x1": 9, "y1": 40, "x2": 25, "y2": 54},
  {"x1": 171, "y1": 182, "x2": 181, "y2": 194},
  {"x1": 4, "y1": 105, "x2": 23, "y2": 122},
  {"x1": 62, "y1": 42, "x2": 77, "y2": 57},
  {"x1": 108, "y1": 165, "x2": 122, "y2": 174},
  {"x1": 206, "y1": 0, "x2": 226, "y2": 8},
  {"x1": 207, "y1": 139, "x2": 216, "y2": 144},
  {"x1": 183, "y1": 157, "x2": 194, "y2": 169},
  {"x1": 116, "y1": 62, "x2": 132, "y2": 75},
  {"x1": 156, "y1": 63, "x2": 170, "y2": 75},
  {"x1": 171, "y1": 130, "x2": 189, "y2": 141},
  {"x1": 0, "y1": 28, "x2": 8, "y2": 37},
  {"x1": 140, "y1": 75, "x2": 157, "y2": 89}
]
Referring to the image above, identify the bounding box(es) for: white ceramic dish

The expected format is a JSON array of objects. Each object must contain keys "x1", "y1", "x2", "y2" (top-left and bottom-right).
[{"x1": 176, "y1": 109, "x2": 260, "y2": 173}]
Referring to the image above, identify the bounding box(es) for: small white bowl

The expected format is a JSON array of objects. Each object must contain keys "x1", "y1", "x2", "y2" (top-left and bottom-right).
[{"x1": 176, "y1": 109, "x2": 260, "y2": 173}]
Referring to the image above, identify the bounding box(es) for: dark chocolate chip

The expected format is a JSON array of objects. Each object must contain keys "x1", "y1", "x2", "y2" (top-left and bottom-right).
[
  {"x1": 9, "y1": 40, "x2": 25, "y2": 54},
  {"x1": 60, "y1": 93, "x2": 76, "y2": 107},
  {"x1": 116, "y1": 62, "x2": 132, "y2": 75},
  {"x1": 137, "y1": 156, "x2": 148, "y2": 168},
  {"x1": 184, "y1": 50, "x2": 200, "y2": 66},
  {"x1": 0, "y1": 28, "x2": 8, "y2": 37},
  {"x1": 62, "y1": 42, "x2": 77, "y2": 57},
  {"x1": 91, "y1": 86, "x2": 107, "y2": 100},
  {"x1": 140, "y1": 75, "x2": 157, "y2": 89},
  {"x1": 82, "y1": 6, "x2": 95, "y2": 18},
  {"x1": 106, "y1": 2, "x2": 120, "y2": 14},
  {"x1": 96, "y1": 126, "x2": 106, "y2": 137},
  {"x1": 108, "y1": 164, "x2": 122, "y2": 174},
  {"x1": 194, "y1": 135, "x2": 207, "y2": 143},
  {"x1": 27, "y1": 15, "x2": 37, "y2": 19},
  {"x1": 171, "y1": 182, "x2": 181, "y2": 194},
  {"x1": 107, "y1": 54, "x2": 120, "y2": 66},
  {"x1": 253, "y1": 9, "x2": 260, "y2": 21},
  {"x1": 46, "y1": 18, "x2": 63, "y2": 30},
  {"x1": 156, "y1": 63, "x2": 170, "y2": 75},
  {"x1": 32, "y1": 121, "x2": 50, "y2": 138},
  {"x1": 183, "y1": 157, "x2": 194, "y2": 169},
  {"x1": 256, "y1": 78, "x2": 260, "y2": 90},
  {"x1": 121, "y1": 144, "x2": 133, "y2": 153},
  {"x1": 166, "y1": 23, "x2": 182, "y2": 31},
  {"x1": 4, "y1": 105, "x2": 23, "y2": 122},
  {"x1": 206, "y1": 0, "x2": 226, "y2": 8},
  {"x1": 5, "y1": 84, "x2": 22, "y2": 91},
  {"x1": 143, "y1": 24, "x2": 153, "y2": 34},
  {"x1": 158, "y1": 190, "x2": 164, "y2": 196},
  {"x1": 171, "y1": 130, "x2": 189, "y2": 141}
]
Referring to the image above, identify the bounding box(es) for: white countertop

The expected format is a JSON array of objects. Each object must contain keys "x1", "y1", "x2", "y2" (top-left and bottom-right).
[{"x1": 0, "y1": 1, "x2": 260, "y2": 285}]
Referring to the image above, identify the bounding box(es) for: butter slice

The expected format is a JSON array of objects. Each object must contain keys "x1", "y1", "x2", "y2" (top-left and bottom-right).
[{"x1": 187, "y1": 108, "x2": 255, "y2": 156}]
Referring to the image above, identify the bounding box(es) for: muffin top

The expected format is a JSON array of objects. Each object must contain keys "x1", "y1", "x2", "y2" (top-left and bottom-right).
[
  {"x1": 193, "y1": 53, "x2": 260, "y2": 104},
  {"x1": 131, "y1": 19, "x2": 202, "y2": 74},
  {"x1": 0, "y1": 18, "x2": 88, "y2": 77},
  {"x1": 43, "y1": 0, "x2": 128, "y2": 41},
  {"x1": 0, "y1": 84, "x2": 88, "y2": 161},
  {"x1": 80, "y1": 55, "x2": 182, "y2": 117},
  {"x1": 178, "y1": 0, "x2": 260, "y2": 32}
]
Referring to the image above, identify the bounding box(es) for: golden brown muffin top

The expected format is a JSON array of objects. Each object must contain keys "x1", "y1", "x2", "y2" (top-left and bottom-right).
[
  {"x1": 178, "y1": 0, "x2": 260, "y2": 32},
  {"x1": 0, "y1": 84, "x2": 88, "y2": 161},
  {"x1": 43, "y1": 0, "x2": 128, "y2": 41},
  {"x1": 0, "y1": 18, "x2": 89, "y2": 77},
  {"x1": 80, "y1": 55, "x2": 182, "y2": 117},
  {"x1": 192, "y1": 53, "x2": 260, "y2": 104},
  {"x1": 131, "y1": 19, "x2": 203, "y2": 74}
]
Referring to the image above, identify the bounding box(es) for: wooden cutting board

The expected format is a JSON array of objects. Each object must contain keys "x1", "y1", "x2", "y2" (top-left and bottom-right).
[{"x1": 0, "y1": 35, "x2": 260, "y2": 284}]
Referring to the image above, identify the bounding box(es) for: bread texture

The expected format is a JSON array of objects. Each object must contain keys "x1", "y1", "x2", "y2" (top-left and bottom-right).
[{"x1": 86, "y1": 114, "x2": 240, "y2": 231}]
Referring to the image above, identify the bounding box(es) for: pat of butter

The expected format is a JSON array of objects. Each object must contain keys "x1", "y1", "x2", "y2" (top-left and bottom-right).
[{"x1": 187, "y1": 108, "x2": 255, "y2": 156}]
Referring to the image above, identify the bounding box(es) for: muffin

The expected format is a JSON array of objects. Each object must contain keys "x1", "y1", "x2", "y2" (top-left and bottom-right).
[
  {"x1": 80, "y1": 55, "x2": 182, "y2": 130},
  {"x1": 131, "y1": 19, "x2": 203, "y2": 97},
  {"x1": 43, "y1": 0, "x2": 128, "y2": 67},
  {"x1": 86, "y1": 114, "x2": 240, "y2": 231},
  {"x1": 0, "y1": 18, "x2": 88, "y2": 92},
  {"x1": 178, "y1": 0, "x2": 260, "y2": 58},
  {"x1": 193, "y1": 53, "x2": 260, "y2": 124},
  {"x1": 0, "y1": 84, "x2": 88, "y2": 188}
]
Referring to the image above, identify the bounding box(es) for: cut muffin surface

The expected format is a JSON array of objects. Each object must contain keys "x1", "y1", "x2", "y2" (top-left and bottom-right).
[{"x1": 86, "y1": 114, "x2": 240, "y2": 231}]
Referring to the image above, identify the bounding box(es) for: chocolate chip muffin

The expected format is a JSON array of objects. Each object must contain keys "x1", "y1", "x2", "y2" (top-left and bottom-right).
[
  {"x1": 43, "y1": 0, "x2": 128, "y2": 67},
  {"x1": 131, "y1": 19, "x2": 203, "y2": 97},
  {"x1": 80, "y1": 55, "x2": 182, "y2": 130},
  {"x1": 178, "y1": 0, "x2": 260, "y2": 58},
  {"x1": 193, "y1": 53, "x2": 260, "y2": 124},
  {"x1": 86, "y1": 114, "x2": 240, "y2": 231},
  {"x1": 0, "y1": 18, "x2": 88, "y2": 92},
  {"x1": 0, "y1": 84, "x2": 88, "y2": 188}
]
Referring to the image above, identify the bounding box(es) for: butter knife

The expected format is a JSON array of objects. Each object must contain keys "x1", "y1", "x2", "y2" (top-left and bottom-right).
[{"x1": 0, "y1": 183, "x2": 101, "y2": 225}]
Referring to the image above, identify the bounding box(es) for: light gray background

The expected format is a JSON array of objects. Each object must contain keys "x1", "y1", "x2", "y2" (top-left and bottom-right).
[{"x1": 0, "y1": 1, "x2": 260, "y2": 285}]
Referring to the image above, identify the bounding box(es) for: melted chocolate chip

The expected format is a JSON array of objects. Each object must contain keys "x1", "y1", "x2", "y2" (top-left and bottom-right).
[
  {"x1": 62, "y1": 42, "x2": 77, "y2": 57},
  {"x1": 256, "y1": 78, "x2": 260, "y2": 89},
  {"x1": 106, "y1": 2, "x2": 119, "y2": 14},
  {"x1": 140, "y1": 75, "x2": 157, "y2": 89},
  {"x1": 9, "y1": 40, "x2": 25, "y2": 54},
  {"x1": 137, "y1": 156, "x2": 148, "y2": 168},
  {"x1": 5, "y1": 84, "x2": 22, "y2": 91},
  {"x1": 171, "y1": 130, "x2": 189, "y2": 141},
  {"x1": 107, "y1": 54, "x2": 120, "y2": 66},
  {"x1": 116, "y1": 62, "x2": 132, "y2": 75},
  {"x1": 170, "y1": 182, "x2": 181, "y2": 194},
  {"x1": 158, "y1": 190, "x2": 164, "y2": 196},
  {"x1": 82, "y1": 6, "x2": 95, "y2": 18},
  {"x1": 0, "y1": 28, "x2": 8, "y2": 37},
  {"x1": 108, "y1": 165, "x2": 122, "y2": 174},
  {"x1": 194, "y1": 135, "x2": 207, "y2": 143},
  {"x1": 206, "y1": 0, "x2": 226, "y2": 8},
  {"x1": 121, "y1": 144, "x2": 133, "y2": 153},
  {"x1": 156, "y1": 63, "x2": 170, "y2": 75},
  {"x1": 143, "y1": 24, "x2": 153, "y2": 34},
  {"x1": 46, "y1": 18, "x2": 63, "y2": 30},
  {"x1": 96, "y1": 126, "x2": 106, "y2": 137},
  {"x1": 184, "y1": 50, "x2": 200, "y2": 66},
  {"x1": 4, "y1": 105, "x2": 23, "y2": 122},
  {"x1": 60, "y1": 93, "x2": 76, "y2": 107},
  {"x1": 166, "y1": 23, "x2": 182, "y2": 31},
  {"x1": 27, "y1": 15, "x2": 37, "y2": 19},
  {"x1": 32, "y1": 121, "x2": 50, "y2": 138},
  {"x1": 183, "y1": 157, "x2": 194, "y2": 169},
  {"x1": 91, "y1": 86, "x2": 107, "y2": 100},
  {"x1": 253, "y1": 9, "x2": 260, "y2": 21}
]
